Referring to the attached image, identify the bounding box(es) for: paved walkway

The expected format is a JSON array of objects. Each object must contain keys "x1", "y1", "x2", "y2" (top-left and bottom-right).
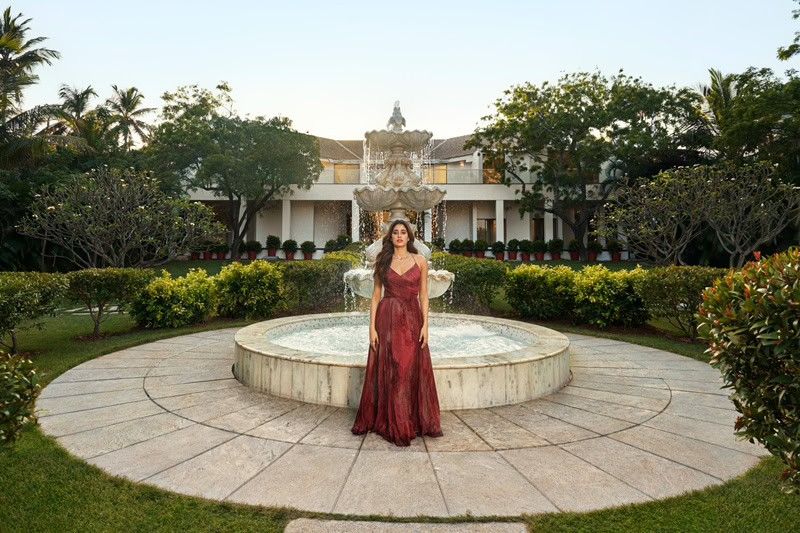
[{"x1": 37, "y1": 329, "x2": 767, "y2": 517}]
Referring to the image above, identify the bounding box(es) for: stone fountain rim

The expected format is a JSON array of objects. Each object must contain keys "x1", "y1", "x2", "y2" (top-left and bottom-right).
[
  {"x1": 234, "y1": 312, "x2": 569, "y2": 370},
  {"x1": 363, "y1": 128, "x2": 433, "y2": 137},
  {"x1": 352, "y1": 184, "x2": 447, "y2": 192}
]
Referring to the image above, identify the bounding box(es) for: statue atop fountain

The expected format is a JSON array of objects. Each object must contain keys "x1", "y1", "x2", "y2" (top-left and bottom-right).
[{"x1": 344, "y1": 104, "x2": 454, "y2": 299}]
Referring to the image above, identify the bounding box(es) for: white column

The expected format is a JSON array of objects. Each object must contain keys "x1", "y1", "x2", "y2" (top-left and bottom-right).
[
  {"x1": 423, "y1": 209, "x2": 432, "y2": 242},
  {"x1": 281, "y1": 199, "x2": 291, "y2": 244},
  {"x1": 471, "y1": 202, "x2": 478, "y2": 241},
  {"x1": 351, "y1": 201, "x2": 360, "y2": 242},
  {"x1": 544, "y1": 211, "x2": 554, "y2": 243},
  {"x1": 495, "y1": 200, "x2": 504, "y2": 243}
]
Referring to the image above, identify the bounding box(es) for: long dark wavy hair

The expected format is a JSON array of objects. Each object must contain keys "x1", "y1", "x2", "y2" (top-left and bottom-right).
[{"x1": 374, "y1": 219, "x2": 418, "y2": 284}]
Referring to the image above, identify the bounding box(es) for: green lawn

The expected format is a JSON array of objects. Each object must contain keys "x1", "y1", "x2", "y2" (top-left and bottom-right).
[{"x1": 2, "y1": 307, "x2": 796, "y2": 531}]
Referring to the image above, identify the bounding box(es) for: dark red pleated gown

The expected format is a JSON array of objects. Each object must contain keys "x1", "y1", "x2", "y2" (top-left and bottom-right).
[{"x1": 351, "y1": 262, "x2": 443, "y2": 446}]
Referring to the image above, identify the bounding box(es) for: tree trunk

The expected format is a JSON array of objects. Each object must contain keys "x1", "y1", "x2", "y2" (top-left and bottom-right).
[{"x1": 10, "y1": 331, "x2": 18, "y2": 355}]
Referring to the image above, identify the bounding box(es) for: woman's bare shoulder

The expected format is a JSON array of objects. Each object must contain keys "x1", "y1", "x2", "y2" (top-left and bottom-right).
[{"x1": 413, "y1": 253, "x2": 428, "y2": 268}]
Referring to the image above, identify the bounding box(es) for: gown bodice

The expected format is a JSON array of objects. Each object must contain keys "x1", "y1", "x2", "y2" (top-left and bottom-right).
[{"x1": 383, "y1": 262, "x2": 421, "y2": 300}]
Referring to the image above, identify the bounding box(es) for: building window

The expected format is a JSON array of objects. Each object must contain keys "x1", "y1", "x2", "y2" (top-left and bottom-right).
[
  {"x1": 477, "y1": 218, "x2": 496, "y2": 243},
  {"x1": 334, "y1": 164, "x2": 360, "y2": 184},
  {"x1": 423, "y1": 164, "x2": 447, "y2": 184}
]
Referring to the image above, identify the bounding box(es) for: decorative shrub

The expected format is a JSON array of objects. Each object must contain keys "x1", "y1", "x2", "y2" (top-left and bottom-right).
[
  {"x1": 507, "y1": 239, "x2": 520, "y2": 252},
  {"x1": 66, "y1": 268, "x2": 155, "y2": 338},
  {"x1": 568, "y1": 239, "x2": 581, "y2": 252},
  {"x1": 431, "y1": 252, "x2": 507, "y2": 311},
  {"x1": 215, "y1": 261, "x2": 284, "y2": 319},
  {"x1": 431, "y1": 237, "x2": 446, "y2": 250},
  {"x1": 505, "y1": 265, "x2": 577, "y2": 320},
  {"x1": 130, "y1": 270, "x2": 217, "y2": 328},
  {"x1": 336, "y1": 234, "x2": 352, "y2": 249},
  {"x1": 300, "y1": 241, "x2": 316, "y2": 255},
  {"x1": 243, "y1": 240, "x2": 263, "y2": 253},
  {"x1": 474, "y1": 240, "x2": 488, "y2": 253},
  {"x1": 448, "y1": 239, "x2": 462, "y2": 253},
  {"x1": 344, "y1": 241, "x2": 369, "y2": 253},
  {"x1": 519, "y1": 239, "x2": 534, "y2": 255},
  {"x1": 266, "y1": 235, "x2": 281, "y2": 250},
  {"x1": 573, "y1": 265, "x2": 649, "y2": 328},
  {"x1": 1, "y1": 352, "x2": 45, "y2": 445},
  {"x1": 281, "y1": 239, "x2": 298, "y2": 253},
  {"x1": 637, "y1": 266, "x2": 727, "y2": 339},
  {"x1": 547, "y1": 238, "x2": 564, "y2": 254},
  {"x1": 606, "y1": 240, "x2": 623, "y2": 253},
  {"x1": 320, "y1": 250, "x2": 361, "y2": 268},
  {"x1": 461, "y1": 239, "x2": 474, "y2": 252},
  {"x1": 213, "y1": 242, "x2": 230, "y2": 254},
  {"x1": 280, "y1": 259, "x2": 352, "y2": 310},
  {"x1": 491, "y1": 241, "x2": 506, "y2": 255},
  {"x1": 587, "y1": 240, "x2": 604, "y2": 254},
  {"x1": 532, "y1": 240, "x2": 547, "y2": 253},
  {"x1": 0, "y1": 272, "x2": 68, "y2": 354},
  {"x1": 698, "y1": 249, "x2": 800, "y2": 493},
  {"x1": 324, "y1": 239, "x2": 339, "y2": 253}
]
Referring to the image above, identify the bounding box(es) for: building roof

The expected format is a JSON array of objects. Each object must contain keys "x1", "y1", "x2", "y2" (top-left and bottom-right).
[{"x1": 317, "y1": 134, "x2": 475, "y2": 162}]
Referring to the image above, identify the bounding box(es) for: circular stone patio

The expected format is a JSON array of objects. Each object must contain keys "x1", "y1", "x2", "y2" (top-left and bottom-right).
[{"x1": 36, "y1": 328, "x2": 768, "y2": 517}]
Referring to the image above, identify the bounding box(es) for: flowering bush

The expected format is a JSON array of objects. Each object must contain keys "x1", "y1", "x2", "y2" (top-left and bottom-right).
[
  {"x1": 698, "y1": 249, "x2": 800, "y2": 493},
  {"x1": 130, "y1": 269, "x2": 217, "y2": 328}
]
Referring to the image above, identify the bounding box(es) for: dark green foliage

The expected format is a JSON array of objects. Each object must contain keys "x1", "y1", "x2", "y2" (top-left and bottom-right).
[
  {"x1": 281, "y1": 239, "x2": 298, "y2": 253},
  {"x1": 336, "y1": 234, "x2": 352, "y2": 249},
  {"x1": 505, "y1": 265, "x2": 576, "y2": 319},
  {"x1": 573, "y1": 265, "x2": 650, "y2": 328},
  {"x1": 533, "y1": 240, "x2": 547, "y2": 253},
  {"x1": 431, "y1": 237, "x2": 445, "y2": 250},
  {"x1": 507, "y1": 239, "x2": 520, "y2": 252},
  {"x1": 460, "y1": 239, "x2": 474, "y2": 252},
  {"x1": 0, "y1": 353, "x2": 44, "y2": 445},
  {"x1": 606, "y1": 240, "x2": 623, "y2": 253},
  {"x1": 243, "y1": 240, "x2": 262, "y2": 253},
  {"x1": 587, "y1": 240, "x2": 604, "y2": 253},
  {"x1": 637, "y1": 266, "x2": 727, "y2": 338},
  {"x1": 548, "y1": 238, "x2": 564, "y2": 254},
  {"x1": 300, "y1": 241, "x2": 316, "y2": 254},
  {"x1": 698, "y1": 249, "x2": 800, "y2": 493},
  {"x1": 265, "y1": 235, "x2": 281, "y2": 250},
  {"x1": 474, "y1": 240, "x2": 488, "y2": 252},
  {"x1": 448, "y1": 239, "x2": 461, "y2": 253},
  {"x1": 519, "y1": 239, "x2": 534, "y2": 254},
  {"x1": 431, "y1": 252, "x2": 507, "y2": 311},
  {"x1": 214, "y1": 261, "x2": 284, "y2": 319},
  {"x1": 130, "y1": 270, "x2": 217, "y2": 328},
  {"x1": 568, "y1": 239, "x2": 581, "y2": 252},
  {"x1": 279, "y1": 259, "x2": 352, "y2": 311},
  {"x1": 66, "y1": 268, "x2": 155, "y2": 338},
  {"x1": 324, "y1": 239, "x2": 339, "y2": 253},
  {"x1": 0, "y1": 272, "x2": 68, "y2": 354},
  {"x1": 491, "y1": 241, "x2": 505, "y2": 254}
]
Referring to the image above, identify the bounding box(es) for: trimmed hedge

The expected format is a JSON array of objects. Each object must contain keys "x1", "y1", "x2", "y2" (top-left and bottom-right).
[
  {"x1": 431, "y1": 252, "x2": 507, "y2": 311},
  {"x1": 1, "y1": 352, "x2": 45, "y2": 445},
  {"x1": 573, "y1": 265, "x2": 649, "y2": 328},
  {"x1": 66, "y1": 268, "x2": 154, "y2": 338},
  {"x1": 0, "y1": 272, "x2": 68, "y2": 354},
  {"x1": 130, "y1": 269, "x2": 217, "y2": 328},
  {"x1": 321, "y1": 250, "x2": 361, "y2": 268},
  {"x1": 698, "y1": 249, "x2": 800, "y2": 493},
  {"x1": 215, "y1": 261, "x2": 285, "y2": 319},
  {"x1": 279, "y1": 258, "x2": 352, "y2": 311},
  {"x1": 505, "y1": 265, "x2": 576, "y2": 319},
  {"x1": 637, "y1": 265, "x2": 728, "y2": 339}
]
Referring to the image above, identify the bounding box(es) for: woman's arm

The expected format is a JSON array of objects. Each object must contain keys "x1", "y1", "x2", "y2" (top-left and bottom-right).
[
  {"x1": 369, "y1": 274, "x2": 382, "y2": 351},
  {"x1": 417, "y1": 255, "x2": 429, "y2": 349}
]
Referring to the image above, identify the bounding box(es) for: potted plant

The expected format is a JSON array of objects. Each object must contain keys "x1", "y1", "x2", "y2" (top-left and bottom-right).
[
  {"x1": 491, "y1": 241, "x2": 506, "y2": 261},
  {"x1": 300, "y1": 240, "x2": 316, "y2": 260},
  {"x1": 324, "y1": 239, "x2": 339, "y2": 253},
  {"x1": 215, "y1": 242, "x2": 230, "y2": 260},
  {"x1": 547, "y1": 238, "x2": 563, "y2": 261},
  {"x1": 190, "y1": 250, "x2": 200, "y2": 260},
  {"x1": 606, "y1": 239, "x2": 623, "y2": 261},
  {"x1": 266, "y1": 235, "x2": 281, "y2": 257},
  {"x1": 282, "y1": 239, "x2": 298, "y2": 260},
  {"x1": 568, "y1": 239, "x2": 581, "y2": 261},
  {"x1": 519, "y1": 239, "x2": 533, "y2": 261},
  {"x1": 431, "y1": 237, "x2": 445, "y2": 251},
  {"x1": 448, "y1": 239, "x2": 461, "y2": 255},
  {"x1": 532, "y1": 240, "x2": 547, "y2": 261},
  {"x1": 244, "y1": 240, "x2": 262, "y2": 260},
  {"x1": 587, "y1": 240, "x2": 603, "y2": 262},
  {"x1": 202, "y1": 240, "x2": 215, "y2": 260},
  {"x1": 336, "y1": 234, "x2": 352, "y2": 250},
  {"x1": 461, "y1": 239, "x2": 474, "y2": 257},
  {"x1": 506, "y1": 239, "x2": 520, "y2": 260},
  {"x1": 474, "y1": 239, "x2": 488, "y2": 258}
]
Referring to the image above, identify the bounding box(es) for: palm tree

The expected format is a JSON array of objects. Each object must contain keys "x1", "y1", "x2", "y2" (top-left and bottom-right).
[
  {"x1": 58, "y1": 84, "x2": 97, "y2": 121},
  {"x1": 696, "y1": 68, "x2": 739, "y2": 159},
  {"x1": 105, "y1": 85, "x2": 154, "y2": 151}
]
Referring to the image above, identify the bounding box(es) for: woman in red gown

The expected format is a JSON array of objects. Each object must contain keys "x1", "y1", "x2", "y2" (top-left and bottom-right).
[{"x1": 351, "y1": 219, "x2": 444, "y2": 446}]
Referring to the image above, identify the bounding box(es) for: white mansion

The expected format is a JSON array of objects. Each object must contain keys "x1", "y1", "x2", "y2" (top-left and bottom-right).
[{"x1": 187, "y1": 134, "x2": 612, "y2": 259}]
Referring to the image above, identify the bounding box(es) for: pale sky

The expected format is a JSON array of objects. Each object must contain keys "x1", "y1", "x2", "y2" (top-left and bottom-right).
[{"x1": 17, "y1": 0, "x2": 800, "y2": 140}]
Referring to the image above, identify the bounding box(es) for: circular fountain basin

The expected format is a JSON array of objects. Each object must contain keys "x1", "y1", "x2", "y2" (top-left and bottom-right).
[{"x1": 233, "y1": 312, "x2": 570, "y2": 410}]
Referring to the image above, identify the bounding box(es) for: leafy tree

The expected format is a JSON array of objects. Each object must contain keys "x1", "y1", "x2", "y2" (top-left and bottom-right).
[
  {"x1": 467, "y1": 71, "x2": 705, "y2": 259},
  {"x1": 18, "y1": 167, "x2": 226, "y2": 269},
  {"x1": 105, "y1": 85, "x2": 154, "y2": 151},
  {"x1": 147, "y1": 83, "x2": 323, "y2": 256},
  {"x1": 778, "y1": 0, "x2": 800, "y2": 60}
]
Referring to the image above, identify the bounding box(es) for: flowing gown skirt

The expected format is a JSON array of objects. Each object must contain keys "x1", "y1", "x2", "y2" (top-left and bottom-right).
[{"x1": 351, "y1": 262, "x2": 444, "y2": 446}]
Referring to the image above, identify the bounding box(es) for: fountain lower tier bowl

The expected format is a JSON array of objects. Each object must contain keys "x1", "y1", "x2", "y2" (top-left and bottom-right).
[
  {"x1": 344, "y1": 267, "x2": 454, "y2": 299},
  {"x1": 353, "y1": 184, "x2": 446, "y2": 212},
  {"x1": 233, "y1": 312, "x2": 571, "y2": 410}
]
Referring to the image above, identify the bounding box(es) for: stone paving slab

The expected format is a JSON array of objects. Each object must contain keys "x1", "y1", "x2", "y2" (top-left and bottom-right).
[
  {"x1": 285, "y1": 520, "x2": 527, "y2": 533},
  {"x1": 37, "y1": 327, "x2": 766, "y2": 518}
]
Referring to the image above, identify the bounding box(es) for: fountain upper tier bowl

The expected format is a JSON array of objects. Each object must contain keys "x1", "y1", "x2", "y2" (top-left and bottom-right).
[
  {"x1": 353, "y1": 184, "x2": 446, "y2": 212},
  {"x1": 365, "y1": 129, "x2": 432, "y2": 153},
  {"x1": 233, "y1": 312, "x2": 571, "y2": 410}
]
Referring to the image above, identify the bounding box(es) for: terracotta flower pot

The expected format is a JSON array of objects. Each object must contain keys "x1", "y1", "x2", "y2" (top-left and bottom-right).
[
  {"x1": 285, "y1": 251, "x2": 295, "y2": 260},
  {"x1": 521, "y1": 252, "x2": 530, "y2": 261},
  {"x1": 215, "y1": 252, "x2": 226, "y2": 260},
  {"x1": 267, "y1": 248, "x2": 277, "y2": 257},
  {"x1": 495, "y1": 252, "x2": 504, "y2": 260},
  {"x1": 247, "y1": 251, "x2": 257, "y2": 260},
  {"x1": 508, "y1": 251, "x2": 518, "y2": 260},
  {"x1": 551, "y1": 252, "x2": 561, "y2": 260},
  {"x1": 235, "y1": 252, "x2": 242, "y2": 259},
  {"x1": 449, "y1": 251, "x2": 458, "y2": 255},
  {"x1": 476, "y1": 251, "x2": 485, "y2": 258},
  {"x1": 203, "y1": 252, "x2": 213, "y2": 260},
  {"x1": 190, "y1": 252, "x2": 200, "y2": 260},
  {"x1": 570, "y1": 251, "x2": 580, "y2": 261},
  {"x1": 587, "y1": 252, "x2": 598, "y2": 262},
  {"x1": 534, "y1": 252, "x2": 545, "y2": 261},
  {"x1": 463, "y1": 252, "x2": 473, "y2": 257},
  {"x1": 303, "y1": 252, "x2": 313, "y2": 260},
  {"x1": 611, "y1": 252, "x2": 621, "y2": 261}
]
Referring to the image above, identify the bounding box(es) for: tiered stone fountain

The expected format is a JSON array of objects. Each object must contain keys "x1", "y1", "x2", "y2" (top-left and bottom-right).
[
  {"x1": 345, "y1": 101, "x2": 454, "y2": 299},
  {"x1": 233, "y1": 103, "x2": 571, "y2": 410}
]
